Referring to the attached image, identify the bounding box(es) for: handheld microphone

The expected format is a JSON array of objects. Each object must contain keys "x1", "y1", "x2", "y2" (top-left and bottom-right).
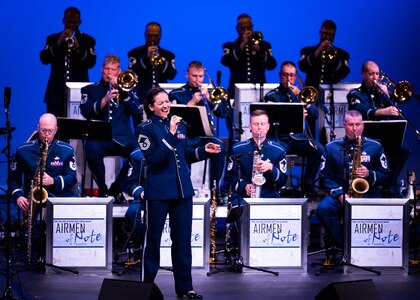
[
  {"x1": 169, "y1": 113, "x2": 190, "y2": 127},
  {"x1": 4, "y1": 87, "x2": 11, "y2": 109},
  {"x1": 216, "y1": 70, "x2": 222, "y2": 87}
]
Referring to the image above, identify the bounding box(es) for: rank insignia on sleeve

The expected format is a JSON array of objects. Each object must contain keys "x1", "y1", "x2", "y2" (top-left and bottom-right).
[{"x1": 138, "y1": 134, "x2": 151, "y2": 151}]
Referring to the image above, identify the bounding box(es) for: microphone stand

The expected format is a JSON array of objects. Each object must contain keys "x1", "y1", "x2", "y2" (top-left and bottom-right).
[{"x1": 2, "y1": 88, "x2": 20, "y2": 299}]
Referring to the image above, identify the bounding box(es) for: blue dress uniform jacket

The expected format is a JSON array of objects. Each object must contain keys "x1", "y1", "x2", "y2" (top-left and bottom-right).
[
  {"x1": 226, "y1": 138, "x2": 287, "y2": 205},
  {"x1": 9, "y1": 139, "x2": 77, "y2": 201},
  {"x1": 136, "y1": 114, "x2": 208, "y2": 200},
  {"x1": 347, "y1": 82, "x2": 394, "y2": 120},
  {"x1": 298, "y1": 44, "x2": 349, "y2": 89},
  {"x1": 137, "y1": 114, "x2": 209, "y2": 294},
  {"x1": 40, "y1": 29, "x2": 96, "y2": 117},
  {"x1": 169, "y1": 83, "x2": 228, "y2": 119},
  {"x1": 128, "y1": 45, "x2": 177, "y2": 102},
  {"x1": 319, "y1": 136, "x2": 390, "y2": 198},
  {"x1": 264, "y1": 85, "x2": 319, "y2": 123},
  {"x1": 221, "y1": 38, "x2": 277, "y2": 98},
  {"x1": 80, "y1": 80, "x2": 141, "y2": 146},
  {"x1": 317, "y1": 136, "x2": 390, "y2": 246}
]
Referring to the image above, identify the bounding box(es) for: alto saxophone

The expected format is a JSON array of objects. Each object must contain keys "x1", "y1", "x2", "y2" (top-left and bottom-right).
[
  {"x1": 209, "y1": 180, "x2": 217, "y2": 263},
  {"x1": 251, "y1": 131, "x2": 266, "y2": 198},
  {"x1": 348, "y1": 136, "x2": 369, "y2": 198}
]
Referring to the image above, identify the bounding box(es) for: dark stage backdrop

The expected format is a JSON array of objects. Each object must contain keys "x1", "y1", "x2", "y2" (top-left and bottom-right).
[{"x1": 1, "y1": 0, "x2": 420, "y2": 187}]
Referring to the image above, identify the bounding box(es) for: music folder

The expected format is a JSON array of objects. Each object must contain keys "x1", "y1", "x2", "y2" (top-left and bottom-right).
[
  {"x1": 170, "y1": 104, "x2": 214, "y2": 137},
  {"x1": 56, "y1": 118, "x2": 112, "y2": 141},
  {"x1": 362, "y1": 120, "x2": 407, "y2": 153},
  {"x1": 249, "y1": 102, "x2": 305, "y2": 137}
]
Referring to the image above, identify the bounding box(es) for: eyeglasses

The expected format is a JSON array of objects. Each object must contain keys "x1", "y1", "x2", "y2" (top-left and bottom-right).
[
  {"x1": 39, "y1": 128, "x2": 55, "y2": 135},
  {"x1": 281, "y1": 73, "x2": 296, "y2": 78}
]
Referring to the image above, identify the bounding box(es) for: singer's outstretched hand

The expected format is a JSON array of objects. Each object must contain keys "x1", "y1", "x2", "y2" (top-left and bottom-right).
[{"x1": 204, "y1": 142, "x2": 221, "y2": 154}]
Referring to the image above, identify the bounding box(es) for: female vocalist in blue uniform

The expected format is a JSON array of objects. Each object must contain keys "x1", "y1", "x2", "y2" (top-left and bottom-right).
[{"x1": 137, "y1": 87, "x2": 220, "y2": 299}]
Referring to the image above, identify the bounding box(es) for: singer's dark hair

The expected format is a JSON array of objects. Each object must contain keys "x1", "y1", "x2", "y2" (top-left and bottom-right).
[{"x1": 144, "y1": 86, "x2": 168, "y2": 118}]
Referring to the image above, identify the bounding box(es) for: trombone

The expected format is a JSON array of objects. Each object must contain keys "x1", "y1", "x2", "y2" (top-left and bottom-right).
[
  {"x1": 288, "y1": 71, "x2": 319, "y2": 149},
  {"x1": 108, "y1": 70, "x2": 138, "y2": 106},
  {"x1": 204, "y1": 69, "x2": 228, "y2": 104},
  {"x1": 374, "y1": 70, "x2": 420, "y2": 139}
]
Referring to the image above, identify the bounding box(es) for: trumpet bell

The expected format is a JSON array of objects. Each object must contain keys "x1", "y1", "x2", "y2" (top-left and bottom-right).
[
  {"x1": 117, "y1": 70, "x2": 138, "y2": 92},
  {"x1": 251, "y1": 31, "x2": 263, "y2": 45},
  {"x1": 299, "y1": 86, "x2": 318, "y2": 104},
  {"x1": 393, "y1": 81, "x2": 414, "y2": 103},
  {"x1": 210, "y1": 87, "x2": 228, "y2": 104},
  {"x1": 151, "y1": 55, "x2": 165, "y2": 67}
]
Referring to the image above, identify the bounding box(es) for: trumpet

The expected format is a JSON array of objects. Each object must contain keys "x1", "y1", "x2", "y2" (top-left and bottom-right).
[
  {"x1": 65, "y1": 31, "x2": 76, "y2": 50},
  {"x1": 150, "y1": 44, "x2": 165, "y2": 67},
  {"x1": 250, "y1": 31, "x2": 263, "y2": 45},
  {"x1": 322, "y1": 44, "x2": 338, "y2": 61}
]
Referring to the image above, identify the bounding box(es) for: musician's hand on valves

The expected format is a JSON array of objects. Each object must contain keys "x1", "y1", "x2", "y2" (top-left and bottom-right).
[
  {"x1": 57, "y1": 29, "x2": 73, "y2": 46},
  {"x1": 147, "y1": 45, "x2": 159, "y2": 58},
  {"x1": 17, "y1": 196, "x2": 29, "y2": 211},
  {"x1": 315, "y1": 40, "x2": 331, "y2": 58},
  {"x1": 241, "y1": 31, "x2": 252, "y2": 50},
  {"x1": 204, "y1": 142, "x2": 221, "y2": 154}
]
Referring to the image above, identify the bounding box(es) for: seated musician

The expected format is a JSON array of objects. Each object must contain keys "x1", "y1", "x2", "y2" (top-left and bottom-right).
[
  {"x1": 264, "y1": 61, "x2": 324, "y2": 196},
  {"x1": 80, "y1": 54, "x2": 142, "y2": 202},
  {"x1": 222, "y1": 110, "x2": 287, "y2": 259},
  {"x1": 169, "y1": 60, "x2": 227, "y2": 199},
  {"x1": 347, "y1": 60, "x2": 410, "y2": 197},
  {"x1": 316, "y1": 110, "x2": 390, "y2": 248},
  {"x1": 9, "y1": 113, "x2": 77, "y2": 262}
]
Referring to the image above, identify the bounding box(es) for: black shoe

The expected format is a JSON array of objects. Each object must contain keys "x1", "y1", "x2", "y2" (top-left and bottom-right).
[{"x1": 177, "y1": 291, "x2": 203, "y2": 299}]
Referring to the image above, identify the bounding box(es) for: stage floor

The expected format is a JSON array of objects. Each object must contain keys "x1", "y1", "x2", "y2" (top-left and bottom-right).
[
  {"x1": 1, "y1": 254, "x2": 420, "y2": 300},
  {"x1": 1, "y1": 198, "x2": 420, "y2": 299}
]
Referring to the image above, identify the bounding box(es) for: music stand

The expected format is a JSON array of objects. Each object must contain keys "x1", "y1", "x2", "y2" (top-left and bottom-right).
[
  {"x1": 170, "y1": 104, "x2": 214, "y2": 137},
  {"x1": 249, "y1": 103, "x2": 305, "y2": 138},
  {"x1": 56, "y1": 118, "x2": 112, "y2": 197},
  {"x1": 362, "y1": 120, "x2": 407, "y2": 154}
]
